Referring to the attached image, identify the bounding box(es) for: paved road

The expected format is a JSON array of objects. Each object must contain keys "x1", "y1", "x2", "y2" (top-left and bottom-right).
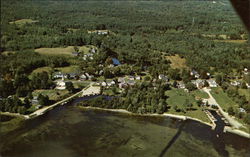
[
  {"x1": 202, "y1": 88, "x2": 242, "y2": 129},
  {"x1": 29, "y1": 83, "x2": 100, "y2": 118}
]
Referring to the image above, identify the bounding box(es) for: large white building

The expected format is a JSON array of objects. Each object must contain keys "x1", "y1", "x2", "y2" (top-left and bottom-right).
[{"x1": 56, "y1": 78, "x2": 66, "y2": 90}]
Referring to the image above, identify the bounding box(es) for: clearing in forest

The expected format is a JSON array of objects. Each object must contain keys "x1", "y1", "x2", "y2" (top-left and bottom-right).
[
  {"x1": 35, "y1": 46, "x2": 76, "y2": 56},
  {"x1": 9, "y1": 19, "x2": 38, "y2": 25},
  {"x1": 35, "y1": 46, "x2": 94, "y2": 56},
  {"x1": 214, "y1": 40, "x2": 247, "y2": 44},
  {"x1": 166, "y1": 54, "x2": 188, "y2": 69}
]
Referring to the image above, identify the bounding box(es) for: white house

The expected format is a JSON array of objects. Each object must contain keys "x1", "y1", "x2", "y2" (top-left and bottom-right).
[
  {"x1": 206, "y1": 79, "x2": 217, "y2": 87},
  {"x1": 158, "y1": 74, "x2": 168, "y2": 82},
  {"x1": 191, "y1": 79, "x2": 205, "y2": 88},
  {"x1": 135, "y1": 76, "x2": 141, "y2": 80},
  {"x1": 90, "y1": 48, "x2": 97, "y2": 53},
  {"x1": 101, "y1": 82, "x2": 107, "y2": 87},
  {"x1": 118, "y1": 77, "x2": 126, "y2": 83},
  {"x1": 230, "y1": 81, "x2": 241, "y2": 86},
  {"x1": 107, "y1": 80, "x2": 116, "y2": 86},
  {"x1": 243, "y1": 68, "x2": 249, "y2": 75},
  {"x1": 239, "y1": 108, "x2": 246, "y2": 113},
  {"x1": 246, "y1": 83, "x2": 250, "y2": 88},
  {"x1": 31, "y1": 96, "x2": 39, "y2": 105},
  {"x1": 53, "y1": 72, "x2": 66, "y2": 79},
  {"x1": 56, "y1": 78, "x2": 66, "y2": 90},
  {"x1": 80, "y1": 74, "x2": 87, "y2": 80},
  {"x1": 190, "y1": 70, "x2": 200, "y2": 78},
  {"x1": 177, "y1": 82, "x2": 185, "y2": 89},
  {"x1": 128, "y1": 76, "x2": 135, "y2": 80}
]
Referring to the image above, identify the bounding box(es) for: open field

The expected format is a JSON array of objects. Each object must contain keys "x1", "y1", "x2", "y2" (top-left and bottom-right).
[
  {"x1": 35, "y1": 46, "x2": 76, "y2": 56},
  {"x1": 9, "y1": 19, "x2": 38, "y2": 25},
  {"x1": 55, "y1": 65, "x2": 80, "y2": 73},
  {"x1": 167, "y1": 109, "x2": 211, "y2": 123},
  {"x1": 31, "y1": 67, "x2": 53, "y2": 74},
  {"x1": 191, "y1": 90, "x2": 210, "y2": 99},
  {"x1": 165, "y1": 55, "x2": 188, "y2": 69},
  {"x1": 78, "y1": 45, "x2": 94, "y2": 54},
  {"x1": 165, "y1": 88, "x2": 197, "y2": 106},
  {"x1": 214, "y1": 40, "x2": 247, "y2": 44},
  {"x1": 1, "y1": 51, "x2": 16, "y2": 55},
  {"x1": 165, "y1": 88, "x2": 211, "y2": 123},
  {"x1": 32, "y1": 89, "x2": 69, "y2": 101},
  {"x1": 35, "y1": 45, "x2": 94, "y2": 56},
  {"x1": 210, "y1": 87, "x2": 238, "y2": 110}
]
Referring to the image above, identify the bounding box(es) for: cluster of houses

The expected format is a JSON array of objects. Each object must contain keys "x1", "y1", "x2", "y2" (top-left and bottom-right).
[
  {"x1": 83, "y1": 48, "x2": 97, "y2": 60},
  {"x1": 87, "y1": 30, "x2": 109, "y2": 35},
  {"x1": 53, "y1": 72, "x2": 94, "y2": 90},
  {"x1": 98, "y1": 75, "x2": 141, "y2": 88},
  {"x1": 191, "y1": 79, "x2": 218, "y2": 89},
  {"x1": 177, "y1": 79, "x2": 218, "y2": 90},
  {"x1": 53, "y1": 72, "x2": 94, "y2": 81}
]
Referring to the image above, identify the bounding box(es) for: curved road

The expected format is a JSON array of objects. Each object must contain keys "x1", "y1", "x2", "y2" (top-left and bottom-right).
[{"x1": 202, "y1": 88, "x2": 242, "y2": 129}]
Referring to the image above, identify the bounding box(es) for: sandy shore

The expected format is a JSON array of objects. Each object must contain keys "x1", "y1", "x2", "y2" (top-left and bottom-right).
[
  {"x1": 224, "y1": 126, "x2": 250, "y2": 138},
  {"x1": 79, "y1": 106, "x2": 214, "y2": 127}
]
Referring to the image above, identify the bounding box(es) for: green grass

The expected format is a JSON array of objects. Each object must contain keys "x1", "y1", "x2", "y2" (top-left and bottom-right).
[
  {"x1": 73, "y1": 81, "x2": 90, "y2": 89},
  {"x1": 165, "y1": 88, "x2": 197, "y2": 107},
  {"x1": 168, "y1": 109, "x2": 211, "y2": 124},
  {"x1": 31, "y1": 66, "x2": 53, "y2": 74},
  {"x1": 35, "y1": 45, "x2": 95, "y2": 56},
  {"x1": 165, "y1": 88, "x2": 211, "y2": 123},
  {"x1": 32, "y1": 89, "x2": 69, "y2": 101},
  {"x1": 210, "y1": 87, "x2": 238, "y2": 110},
  {"x1": 78, "y1": 45, "x2": 96, "y2": 54},
  {"x1": 191, "y1": 90, "x2": 209, "y2": 99},
  {"x1": 35, "y1": 46, "x2": 75, "y2": 56},
  {"x1": 55, "y1": 65, "x2": 80, "y2": 73}
]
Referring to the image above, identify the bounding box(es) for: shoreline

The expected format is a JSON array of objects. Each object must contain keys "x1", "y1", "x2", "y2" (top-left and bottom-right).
[
  {"x1": 79, "y1": 106, "x2": 250, "y2": 139},
  {"x1": 79, "y1": 106, "x2": 214, "y2": 127}
]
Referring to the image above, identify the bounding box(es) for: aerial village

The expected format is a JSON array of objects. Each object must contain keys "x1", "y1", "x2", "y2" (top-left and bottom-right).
[{"x1": 1, "y1": 29, "x2": 250, "y2": 132}]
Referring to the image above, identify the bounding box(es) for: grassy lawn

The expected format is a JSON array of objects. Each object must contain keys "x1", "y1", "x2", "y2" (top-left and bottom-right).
[
  {"x1": 191, "y1": 90, "x2": 209, "y2": 99},
  {"x1": 55, "y1": 65, "x2": 80, "y2": 73},
  {"x1": 168, "y1": 109, "x2": 211, "y2": 124},
  {"x1": 35, "y1": 46, "x2": 76, "y2": 56},
  {"x1": 165, "y1": 88, "x2": 211, "y2": 123},
  {"x1": 78, "y1": 45, "x2": 96, "y2": 54},
  {"x1": 210, "y1": 87, "x2": 238, "y2": 110},
  {"x1": 165, "y1": 54, "x2": 188, "y2": 69},
  {"x1": 35, "y1": 45, "x2": 95, "y2": 56},
  {"x1": 32, "y1": 89, "x2": 69, "y2": 101},
  {"x1": 165, "y1": 88, "x2": 197, "y2": 107},
  {"x1": 31, "y1": 66, "x2": 53, "y2": 74},
  {"x1": 73, "y1": 81, "x2": 90, "y2": 89}
]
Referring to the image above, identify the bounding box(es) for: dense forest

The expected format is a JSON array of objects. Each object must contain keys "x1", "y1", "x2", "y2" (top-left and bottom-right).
[{"x1": 1, "y1": 0, "x2": 249, "y2": 72}]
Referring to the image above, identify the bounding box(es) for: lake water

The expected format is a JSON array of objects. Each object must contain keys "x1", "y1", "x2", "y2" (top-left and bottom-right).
[{"x1": 0, "y1": 102, "x2": 249, "y2": 157}]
